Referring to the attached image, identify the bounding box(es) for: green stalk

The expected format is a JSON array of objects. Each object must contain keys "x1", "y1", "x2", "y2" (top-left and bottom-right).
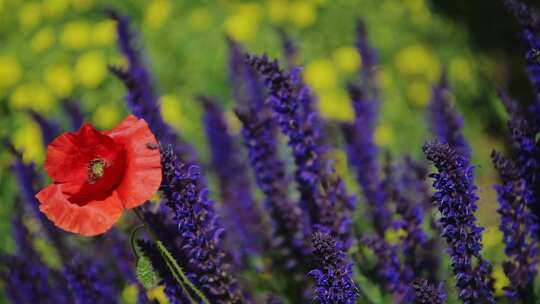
[{"x1": 156, "y1": 241, "x2": 211, "y2": 304}]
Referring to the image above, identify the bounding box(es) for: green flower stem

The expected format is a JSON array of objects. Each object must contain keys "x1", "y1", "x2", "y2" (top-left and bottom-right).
[{"x1": 132, "y1": 207, "x2": 210, "y2": 304}]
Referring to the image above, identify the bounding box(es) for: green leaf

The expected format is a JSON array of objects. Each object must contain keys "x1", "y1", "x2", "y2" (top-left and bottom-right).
[{"x1": 136, "y1": 255, "x2": 160, "y2": 289}]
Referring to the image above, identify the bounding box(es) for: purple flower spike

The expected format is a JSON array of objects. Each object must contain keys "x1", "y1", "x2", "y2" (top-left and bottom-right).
[
  {"x1": 427, "y1": 74, "x2": 471, "y2": 159},
  {"x1": 236, "y1": 107, "x2": 311, "y2": 294},
  {"x1": 411, "y1": 278, "x2": 446, "y2": 304},
  {"x1": 342, "y1": 84, "x2": 388, "y2": 236},
  {"x1": 160, "y1": 146, "x2": 246, "y2": 303},
  {"x1": 309, "y1": 231, "x2": 358, "y2": 304},
  {"x1": 247, "y1": 54, "x2": 355, "y2": 250},
  {"x1": 227, "y1": 38, "x2": 265, "y2": 109},
  {"x1": 492, "y1": 151, "x2": 539, "y2": 302},
  {"x1": 423, "y1": 142, "x2": 494, "y2": 304},
  {"x1": 201, "y1": 96, "x2": 265, "y2": 262}
]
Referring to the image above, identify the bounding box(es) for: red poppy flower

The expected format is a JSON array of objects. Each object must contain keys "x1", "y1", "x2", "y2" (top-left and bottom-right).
[{"x1": 35, "y1": 115, "x2": 162, "y2": 236}]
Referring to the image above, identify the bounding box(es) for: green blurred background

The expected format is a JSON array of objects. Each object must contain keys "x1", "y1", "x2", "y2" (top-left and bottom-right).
[{"x1": 1, "y1": 0, "x2": 539, "y2": 301}]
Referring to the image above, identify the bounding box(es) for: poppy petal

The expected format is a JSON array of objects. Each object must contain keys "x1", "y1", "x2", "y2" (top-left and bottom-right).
[
  {"x1": 36, "y1": 184, "x2": 124, "y2": 236},
  {"x1": 45, "y1": 123, "x2": 118, "y2": 184},
  {"x1": 107, "y1": 115, "x2": 162, "y2": 209}
]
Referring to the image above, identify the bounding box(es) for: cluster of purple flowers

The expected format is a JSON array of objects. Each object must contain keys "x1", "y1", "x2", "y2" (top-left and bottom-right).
[{"x1": 3, "y1": 2, "x2": 540, "y2": 304}]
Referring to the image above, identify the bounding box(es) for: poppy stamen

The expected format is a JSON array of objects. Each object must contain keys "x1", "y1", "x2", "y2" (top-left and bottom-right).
[{"x1": 88, "y1": 158, "x2": 107, "y2": 184}]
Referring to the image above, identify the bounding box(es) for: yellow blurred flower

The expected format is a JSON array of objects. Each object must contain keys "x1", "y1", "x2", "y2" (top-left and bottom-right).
[
  {"x1": 160, "y1": 94, "x2": 186, "y2": 130},
  {"x1": 71, "y1": 0, "x2": 93, "y2": 12},
  {"x1": 45, "y1": 65, "x2": 73, "y2": 97},
  {"x1": 407, "y1": 80, "x2": 431, "y2": 108},
  {"x1": 332, "y1": 47, "x2": 361, "y2": 73},
  {"x1": 394, "y1": 44, "x2": 441, "y2": 82},
  {"x1": 0, "y1": 55, "x2": 22, "y2": 89},
  {"x1": 12, "y1": 120, "x2": 44, "y2": 163},
  {"x1": 483, "y1": 227, "x2": 503, "y2": 249},
  {"x1": 147, "y1": 286, "x2": 168, "y2": 304},
  {"x1": 449, "y1": 56, "x2": 474, "y2": 84},
  {"x1": 374, "y1": 125, "x2": 394, "y2": 146},
  {"x1": 43, "y1": 0, "x2": 69, "y2": 17},
  {"x1": 317, "y1": 89, "x2": 354, "y2": 122},
  {"x1": 19, "y1": 2, "x2": 41, "y2": 29},
  {"x1": 404, "y1": 0, "x2": 431, "y2": 26},
  {"x1": 75, "y1": 51, "x2": 106, "y2": 88},
  {"x1": 144, "y1": 0, "x2": 171, "y2": 30},
  {"x1": 92, "y1": 104, "x2": 120, "y2": 129},
  {"x1": 492, "y1": 265, "x2": 509, "y2": 296},
  {"x1": 110, "y1": 55, "x2": 129, "y2": 70},
  {"x1": 61, "y1": 21, "x2": 90, "y2": 49},
  {"x1": 224, "y1": 3, "x2": 260, "y2": 43},
  {"x1": 189, "y1": 8, "x2": 212, "y2": 30},
  {"x1": 290, "y1": 1, "x2": 317, "y2": 28},
  {"x1": 304, "y1": 58, "x2": 338, "y2": 90},
  {"x1": 225, "y1": 110, "x2": 242, "y2": 135},
  {"x1": 121, "y1": 284, "x2": 138, "y2": 304},
  {"x1": 385, "y1": 228, "x2": 406, "y2": 245},
  {"x1": 10, "y1": 83, "x2": 55, "y2": 112},
  {"x1": 267, "y1": 0, "x2": 288, "y2": 24},
  {"x1": 31, "y1": 27, "x2": 55, "y2": 52},
  {"x1": 92, "y1": 20, "x2": 116, "y2": 46}
]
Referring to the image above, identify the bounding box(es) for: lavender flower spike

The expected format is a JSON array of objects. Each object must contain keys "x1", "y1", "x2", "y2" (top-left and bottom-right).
[
  {"x1": 236, "y1": 108, "x2": 310, "y2": 281},
  {"x1": 492, "y1": 151, "x2": 539, "y2": 302},
  {"x1": 227, "y1": 38, "x2": 265, "y2": 109},
  {"x1": 309, "y1": 231, "x2": 358, "y2": 304},
  {"x1": 247, "y1": 54, "x2": 355, "y2": 249},
  {"x1": 342, "y1": 22, "x2": 388, "y2": 236},
  {"x1": 201, "y1": 96, "x2": 265, "y2": 261},
  {"x1": 423, "y1": 142, "x2": 494, "y2": 304},
  {"x1": 342, "y1": 83, "x2": 388, "y2": 236},
  {"x1": 160, "y1": 146, "x2": 245, "y2": 303},
  {"x1": 427, "y1": 74, "x2": 471, "y2": 159},
  {"x1": 502, "y1": 0, "x2": 540, "y2": 96},
  {"x1": 107, "y1": 10, "x2": 197, "y2": 163},
  {"x1": 411, "y1": 278, "x2": 446, "y2": 304}
]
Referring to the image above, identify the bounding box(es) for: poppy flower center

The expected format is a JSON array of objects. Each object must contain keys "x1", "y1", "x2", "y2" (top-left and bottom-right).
[{"x1": 88, "y1": 158, "x2": 107, "y2": 183}]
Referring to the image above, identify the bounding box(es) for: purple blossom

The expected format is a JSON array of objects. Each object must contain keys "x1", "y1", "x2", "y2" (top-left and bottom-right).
[
  {"x1": 427, "y1": 74, "x2": 471, "y2": 159},
  {"x1": 63, "y1": 258, "x2": 119, "y2": 304},
  {"x1": 201, "y1": 97, "x2": 265, "y2": 261},
  {"x1": 423, "y1": 142, "x2": 494, "y2": 304},
  {"x1": 0, "y1": 254, "x2": 70, "y2": 304},
  {"x1": 492, "y1": 152, "x2": 539, "y2": 302},
  {"x1": 400, "y1": 156, "x2": 441, "y2": 281},
  {"x1": 107, "y1": 10, "x2": 197, "y2": 163},
  {"x1": 235, "y1": 108, "x2": 309, "y2": 266},
  {"x1": 236, "y1": 107, "x2": 312, "y2": 301},
  {"x1": 227, "y1": 38, "x2": 265, "y2": 109},
  {"x1": 363, "y1": 237, "x2": 407, "y2": 297},
  {"x1": 342, "y1": 22, "x2": 388, "y2": 236},
  {"x1": 342, "y1": 84, "x2": 388, "y2": 236},
  {"x1": 247, "y1": 54, "x2": 355, "y2": 249},
  {"x1": 160, "y1": 146, "x2": 245, "y2": 303},
  {"x1": 309, "y1": 231, "x2": 358, "y2": 304},
  {"x1": 411, "y1": 278, "x2": 446, "y2": 304},
  {"x1": 392, "y1": 157, "x2": 429, "y2": 276},
  {"x1": 277, "y1": 29, "x2": 299, "y2": 67},
  {"x1": 6, "y1": 144, "x2": 68, "y2": 256},
  {"x1": 354, "y1": 20, "x2": 379, "y2": 95}
]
